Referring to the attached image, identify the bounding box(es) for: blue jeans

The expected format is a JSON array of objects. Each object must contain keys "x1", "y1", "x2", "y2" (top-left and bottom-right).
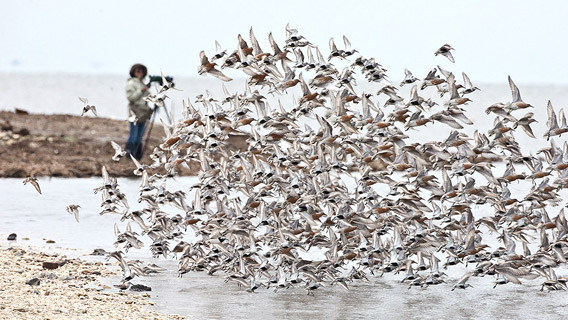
[{"x1": 126, "y1": 122, "x2": 147, "y2": 160}]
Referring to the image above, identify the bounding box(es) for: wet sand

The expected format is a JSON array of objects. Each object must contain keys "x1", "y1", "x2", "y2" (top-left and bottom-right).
[{"x1": 0, "y1": 245, "x2": 185, "y2": 319}]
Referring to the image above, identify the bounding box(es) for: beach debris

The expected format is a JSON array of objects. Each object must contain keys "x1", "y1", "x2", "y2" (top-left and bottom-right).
[
  {"x1": 42, "y1": 261, "x2": 60, "y2": 270},
  {"x1": 90, "y1": 248, "x2": 109, "y2": 256},
  {"x1": 39, "y1": 272, "x2": 59, "y2": 280},
  {"x1": 130, "y1": 284, "x2": 152, "y2": 292}
]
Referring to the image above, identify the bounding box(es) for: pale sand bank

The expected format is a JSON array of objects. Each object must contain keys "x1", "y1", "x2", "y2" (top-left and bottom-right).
[{"x1": 0, "y1": 246, "x2": 186, "y2": 319}]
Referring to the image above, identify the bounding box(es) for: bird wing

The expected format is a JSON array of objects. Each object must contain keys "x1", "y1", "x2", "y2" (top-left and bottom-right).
[
  {"x1": 298, "y1": 73, "x2": 310, "y2": 96},
  {"x1": 315, "y1": 46, "x2": 326, "y2": 65},
  {"x1": 110, "y1": 141, "x2": 122, "y2": 153},
  {"x1": 268, "y1": 32, "x2": 282, "y2": 55},
  {"x1": 31, "y1": 179, "x2": 42, "y2": 194},
  {"x1": 508, "y1": 76, "x2": 522, "y2": 103},
  {"x1": 546, "y1": 100, "x2": 559, "y2": 130},
  {"x1": 237, "y1": 33, "x2": 248, "y2": 49},
  {"x1": 215, "y1": 40, "x2": 222, "y2": 53},
  {"x1": 424, "y1": 68, "x2": 437, "y2": 80},
  {"x1": 437, "y1": 65, "x2": 452, "y2": 79},
  {"x1": 199, "y1": 50, "x2": 209, "y2": 66},
  {"x1": 520, "y1": 123, "x2": 536, "y2": 138},
  {"x1": 342, "y1": 35, "x2": 351, "y2": 50},
  {"x1": 447, "y1": 73, "x2": 460, "y2": 100},
  {"x1": 445, "y1": 51, "x2": 455, "y2": 63},
  {"x1": 249, "y1": 27, "x2": 263, "y2": 56},
  {"x1": 207, "y1": 68, "x2": 233, "y2": 82},
  {"x1": 329, "y1": 37, "x2": 338, "y2": 51},
  {"x1": 462, "y1": 72, "x2": 473, "y2": 88}
]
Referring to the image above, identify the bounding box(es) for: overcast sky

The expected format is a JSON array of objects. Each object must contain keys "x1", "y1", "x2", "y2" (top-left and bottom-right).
[{"x1": 1, "y1": 0, "x2": 567, "y2": 84}]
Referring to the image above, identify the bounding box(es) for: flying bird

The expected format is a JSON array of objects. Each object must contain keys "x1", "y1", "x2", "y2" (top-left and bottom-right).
[
  {"x1": 23, "y1": 177, "x2": 41, "y2": 194},
  {"x1": 66, "y1": 204, "x2": 81, "y2": 222},
  {"x1": 435, "y1": 44, "x2": 455, "y2": 63},
  {"x1": 198, "y1": 51, "x2": 232, "y2": 82},
  {"x1": 79, "y1": 97, "x2": 98, "y2": 116},
  {"x1": 110, "y1": 141, "x2": 127, "y2": 161}
]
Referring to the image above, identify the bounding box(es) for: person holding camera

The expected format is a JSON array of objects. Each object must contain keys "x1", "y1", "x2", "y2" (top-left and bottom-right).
[{"x1": 125, "y1": 63, "x2": 153, "y2": 160}]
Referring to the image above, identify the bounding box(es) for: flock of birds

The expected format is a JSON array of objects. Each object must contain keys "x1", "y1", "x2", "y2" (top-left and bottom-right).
[{"x1": 24, "y1": 25, "x2": 568, "y2": 294}]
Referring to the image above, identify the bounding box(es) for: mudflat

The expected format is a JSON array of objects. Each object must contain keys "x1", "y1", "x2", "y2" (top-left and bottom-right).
[{"x1": 0, "y1": 110, "x2": 247, "y2": 178}]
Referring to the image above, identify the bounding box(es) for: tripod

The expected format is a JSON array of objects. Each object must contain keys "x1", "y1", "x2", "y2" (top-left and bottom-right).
[{"x1": 141, "y1": 102, "x2": 172, "y2": 158}]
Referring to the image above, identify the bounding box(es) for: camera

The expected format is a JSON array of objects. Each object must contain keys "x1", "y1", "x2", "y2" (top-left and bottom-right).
[{"x1": 146, "y1": 75, "x2": 174, "y2": 87}]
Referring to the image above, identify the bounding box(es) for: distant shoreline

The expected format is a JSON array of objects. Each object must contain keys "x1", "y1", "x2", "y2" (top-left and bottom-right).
[
  {"x1": 0, "y1": 110, "x2": 180, "y2": 178},
  {"x1": 0, "y1": 110, "x2": 250, "y2": 178}
]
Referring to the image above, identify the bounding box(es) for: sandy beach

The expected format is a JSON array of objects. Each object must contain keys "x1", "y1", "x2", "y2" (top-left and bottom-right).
[{"x1": 0, "y1": 245, "x2": 186, "y2": 319}]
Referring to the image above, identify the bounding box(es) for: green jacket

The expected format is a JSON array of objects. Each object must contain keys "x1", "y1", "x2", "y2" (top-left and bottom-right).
[{"x1": 125, "y1": 77, "x2": 153, "y2": 123}]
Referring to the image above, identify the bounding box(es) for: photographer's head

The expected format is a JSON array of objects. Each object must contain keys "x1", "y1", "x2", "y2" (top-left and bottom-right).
[{"x1": 129, "y1": 63, "x2": 147, "y2": 79}]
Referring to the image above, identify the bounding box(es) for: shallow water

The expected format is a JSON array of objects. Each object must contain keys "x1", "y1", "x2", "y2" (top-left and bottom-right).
[{"x1": 1, "y1": 177, "x2": 567, "y2": 319}]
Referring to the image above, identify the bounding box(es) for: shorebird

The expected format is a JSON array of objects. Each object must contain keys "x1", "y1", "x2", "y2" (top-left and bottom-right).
[
  {"x1": 452, "y1": 272, "x2": 474, "y2": 291},
  {"x1": 66, "y1": 204, "x2": 80, "y2": 223},
  {"x1": 461, "y1": 72, "x2": 480, "y2": 95},
  {"x1": 506, "y1": 76, "x2": 532, "y2": 111},
  {"x1": 79, "y1": 97, "x2": 97, "y2": 116},
  {"x1": 400, "y1": 68, "x2": 419, "y2": 87},
  {"x1": 211, "y1": 40, "x2": 227, "y2": 61},
  {"x1": 445, "y1": 73, "x2": 471, "y2": 107},
  {"x1": 421, "y1": 68, "x2": 446, "y2": 90},
  {"x1": 198, "y1": 51, "x2": 232, "y2": 81},
  {"x1": 328, "y1": 37, "x2": 344, "y2": 61},
  {"x1": 544, "y1": 100, "x2": 568, "y2": 140},
  {"x1": 512, "y1": 112, "x2": 537, "y2": 138},
  {"x1": 435, "y1": 44, "x2": 455, "y2": 63},
  {"x1": 157, "y1": 71, "x2": 181, "y2": 93},
  {"x1": 23, "y1": 177, "x2": 41, "y2": 194},
  {"x1": 110, "y1": 141, "x2": 126, "y2": 161}
]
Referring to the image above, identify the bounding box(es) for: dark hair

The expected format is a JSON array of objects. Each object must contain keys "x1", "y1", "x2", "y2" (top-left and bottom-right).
[{"x1": 129, "y1": 63, "x2": 147, "y2": 78}]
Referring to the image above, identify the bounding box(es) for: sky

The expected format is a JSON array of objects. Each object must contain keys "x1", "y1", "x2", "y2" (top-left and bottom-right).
[{"x1": 1, "y1": 0, "x2": 567, "y2": 84}]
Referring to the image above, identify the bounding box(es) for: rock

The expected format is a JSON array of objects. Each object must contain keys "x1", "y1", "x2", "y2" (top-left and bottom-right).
[
  {"x1": 129, "y1": 284, "x2": 152, "y2": 292},
  {"x1": 39, "y1": 272, "x2": 58, "y2": 280},
  {"x1": 22, "y1": 237, "x2": 30, "y2": 240},
  {"x1": 26, "y1": 278, "x2": 40, "y2": 286},
  {"x1": 46, "y1": 239, "x2": 56, "y2": 244},
  {"x1": 7, "y1": 233, "x2": 16, "y2": 240},
  {"x1": 0, "y1": 121, "x2": 12, "y2": 131},
  {"x1": 14, "y1": 108, "x2": 29, "y2": 115},
  {"x1": 16, "y1": 128, "x2": 30, "y2": 136},
  {"x1": 90, "y1": 248, "x2": 108, "y2": 256},
  {"x1": 42, "y1": 261, "x2": 60, "y2": 270}
]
